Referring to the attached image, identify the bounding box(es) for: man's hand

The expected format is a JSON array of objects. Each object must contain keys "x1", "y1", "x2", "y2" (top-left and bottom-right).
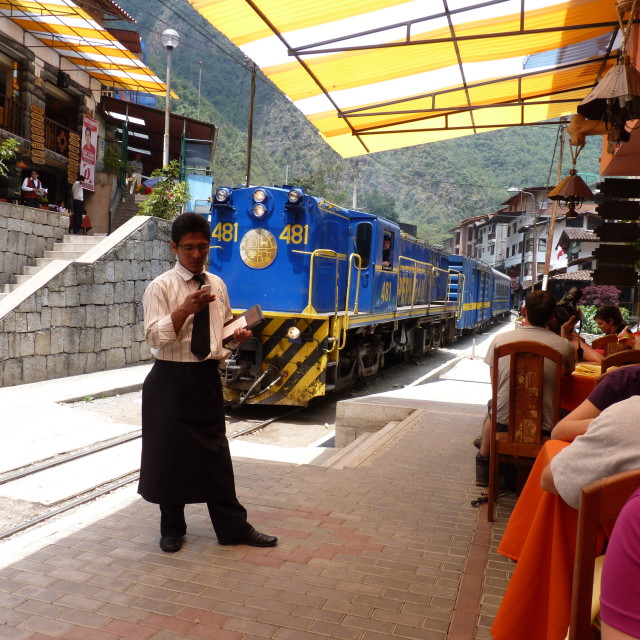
[
  {"x1": 560, "y1": 314, "x2": 580, "y2": 339},
  {"x1": 170, "y1": 289, "x2": 215, "y2": 334},
  {"x1": 233, "y1": 328, "x2": 252, "y2": 343},
  {"x1": 180, "y1": 288, "x2": 215, "y2": 316}
]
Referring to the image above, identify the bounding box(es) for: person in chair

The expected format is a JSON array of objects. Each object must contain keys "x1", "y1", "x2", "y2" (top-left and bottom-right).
[{"x1": 475, "y1": 290, "x2": 577, "y2": 486}]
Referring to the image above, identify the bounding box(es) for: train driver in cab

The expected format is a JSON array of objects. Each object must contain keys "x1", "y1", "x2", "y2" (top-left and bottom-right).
[{"x1": 382, "y1": 234, "x2": 393, "y2": 270}]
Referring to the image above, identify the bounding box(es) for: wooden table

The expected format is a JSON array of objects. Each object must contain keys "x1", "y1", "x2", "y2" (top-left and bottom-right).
[
  {"x1": 560, "y1": 364, "x2": 600, "y2": 412},
  {"x1": 491, "y1": 439, "x2": 606, "y2": 640},
  {"x1": 492, "y1": 440, "x2": 576, "y2": 640}
]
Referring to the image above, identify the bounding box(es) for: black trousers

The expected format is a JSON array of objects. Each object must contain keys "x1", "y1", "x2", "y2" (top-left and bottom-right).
[
  {"x1": 159, "y1": 502, "x2": 251, "y2": 543},
  {"x1": 72, "y1": 199, "x2": 83, "y2": 234}
]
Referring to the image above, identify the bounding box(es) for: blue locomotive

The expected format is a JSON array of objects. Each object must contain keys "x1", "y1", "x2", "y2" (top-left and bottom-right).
[{"x1": 207, "y1": 185, "x2": 511, "y2": 406}]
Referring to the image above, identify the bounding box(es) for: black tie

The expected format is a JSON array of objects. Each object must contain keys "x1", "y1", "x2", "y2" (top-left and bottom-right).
[{"x1": 190, "y1": 273, "x2": 210, "y2": 360}]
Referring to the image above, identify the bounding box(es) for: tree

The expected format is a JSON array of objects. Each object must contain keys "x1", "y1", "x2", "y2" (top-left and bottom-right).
[
  {"x1": 138, "y1": 160, "x2": 190, "y2": 220},
  {"x1": 0, "y1": 138, "x2": 19, "y2": 177},
  {"x1": 580, "y1": 285, "x2": 621, "y2": 306}
]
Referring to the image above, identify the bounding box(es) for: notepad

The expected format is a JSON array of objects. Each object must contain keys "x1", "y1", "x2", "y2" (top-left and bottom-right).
[{"x1": 222, "y1": 304, "x2": 263, "y2": 345}]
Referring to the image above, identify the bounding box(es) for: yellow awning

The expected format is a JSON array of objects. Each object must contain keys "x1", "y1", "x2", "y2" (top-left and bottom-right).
[
  {"x1": 0, "y1": 0, "x2": 171, "y2": 96},
  {"x1": 187, "y1": 0, "x2": 619, "y2": 157}
]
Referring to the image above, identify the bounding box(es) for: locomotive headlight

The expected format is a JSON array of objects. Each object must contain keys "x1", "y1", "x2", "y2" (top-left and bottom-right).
[
  {"x1": 252, "y1": 203, "x2": 267, "y2": 217},
  {"x1": 287, "y1": 187, "x2": 304, "y2": 204},
  {"x1": 287, "y1": 326, "x2": 301, "y2": 341},
  {"x1": 253, "y1": 189, "x2": 266, "y2": 203},
  {"x1": 215, "y1": 187, "x2": 232, "y2": 204}
]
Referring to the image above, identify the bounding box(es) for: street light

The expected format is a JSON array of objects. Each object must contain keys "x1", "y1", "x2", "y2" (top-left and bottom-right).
[
  {"x1": 161, "y1": 28, "x2": 180, "y2": 167},
  {"x1": 507, "y1": 187, "x2": 539, "y2": 289}
]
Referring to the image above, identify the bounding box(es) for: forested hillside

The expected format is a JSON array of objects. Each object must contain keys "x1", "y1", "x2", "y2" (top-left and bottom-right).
[{"x1": 113, "y1": 0, "x2": 602, "y2": 243}]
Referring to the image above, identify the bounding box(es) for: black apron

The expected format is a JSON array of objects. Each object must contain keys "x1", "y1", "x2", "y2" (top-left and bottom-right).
[{"x1": 138, "y1": 359, "x2": 240, "y2": 504}]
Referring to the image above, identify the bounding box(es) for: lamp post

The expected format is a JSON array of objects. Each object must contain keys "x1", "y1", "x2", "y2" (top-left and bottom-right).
[
  {"x1": 161, "y1": 29, "x2": 180, "y2": 167},
  {"x1": 508, "y1": 187, "x2": 538, "y2": 289}
]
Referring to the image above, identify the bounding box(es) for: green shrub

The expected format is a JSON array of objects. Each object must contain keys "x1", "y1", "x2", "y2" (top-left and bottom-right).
[{"x1": 138, "y1": 160, "x2": 189, "y2": 220}]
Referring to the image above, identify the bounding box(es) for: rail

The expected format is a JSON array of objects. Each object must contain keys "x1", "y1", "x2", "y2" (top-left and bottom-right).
[
  {"x1": 398, "y1": 256, "x2": 433, "y2": 311},
  {"x1": 0, "y1": 96, "x2": 25, "y2": 137},
  {"x1": 447, "y1": 270, "x2": 465, "y2": 318},
  {"x1": 293, "y1": 248, "x2": 342, "y2": 350}
]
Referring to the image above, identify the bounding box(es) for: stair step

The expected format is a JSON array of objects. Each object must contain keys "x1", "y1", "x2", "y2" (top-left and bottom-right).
[
  {"x1": 15, "y1": 274, "x2": 32, "y2": 284},
  {"x1": 23, "y1": 266, "x2": 42, "y2": 275},
  {"x1": 43, "y1": 250, "x2": 88, "y2": 259},
  {"x1": 35, "y1": 257, "x2": 55, "y2": 267},
  {"x1": 0, "y1": 283, "x2": 15, "y2": 293},
  {"x1": 61, "y1": 235, "x2": 101, "y2": 245},
  {"x1": 53, "y1": 242, "x2": 96, "y2": 252}
]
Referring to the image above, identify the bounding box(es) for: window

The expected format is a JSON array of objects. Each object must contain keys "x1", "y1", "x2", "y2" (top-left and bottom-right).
[
  {"x1": 354, "y1": 222, "x2": 373, "y2": 269},
  {"x1": 381, "y1": 231, "x2": 393, "y2": 270},
  {"x1": 538, "y1": 238, "x2": 547, "y2": 250}
]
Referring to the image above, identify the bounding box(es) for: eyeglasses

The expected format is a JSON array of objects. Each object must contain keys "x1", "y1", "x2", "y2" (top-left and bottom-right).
[{"x1": 177, "y1": 244, "x2": 209, "y2": 253}]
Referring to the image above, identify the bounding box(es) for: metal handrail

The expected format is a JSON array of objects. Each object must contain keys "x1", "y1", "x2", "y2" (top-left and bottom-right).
[
  {"x1": 398, "y1": 256, "x2": 432, "y2": 310},
  {"x1": 346, "y1": 253, "x2": 362, "y2": 315},
  {"x1": 447, "y1": 270, "x2": 465, "y2": 318}
]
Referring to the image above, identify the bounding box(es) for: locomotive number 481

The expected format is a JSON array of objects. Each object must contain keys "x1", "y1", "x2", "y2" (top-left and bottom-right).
[
  {"x1": 279, "y1": 224, "x2": 309, "y2": 244},
  {"x1": 212, "y1": 222, "x2": 238, "y2": 242}
]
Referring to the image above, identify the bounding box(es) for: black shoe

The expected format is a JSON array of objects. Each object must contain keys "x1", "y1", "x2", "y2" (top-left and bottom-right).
[
  {"x1": 220, "y1": 528, "x2": 278, "y2": 547},
  {"x1": 476, "y1": 454, "x2": 489, "y2": 487},
  {"x1": 159, "y1": 536, "x2": 183, "y2": 552}
]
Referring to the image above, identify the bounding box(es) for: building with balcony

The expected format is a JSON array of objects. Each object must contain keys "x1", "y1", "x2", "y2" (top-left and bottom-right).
[{"x1": 0, "y1": 0, "x2": 166, "y2": 212}]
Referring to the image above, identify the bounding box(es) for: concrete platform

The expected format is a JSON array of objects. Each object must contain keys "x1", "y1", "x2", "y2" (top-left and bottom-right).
[{"x1": 0, "y1": 351, "x2": 518, "y2": 640}]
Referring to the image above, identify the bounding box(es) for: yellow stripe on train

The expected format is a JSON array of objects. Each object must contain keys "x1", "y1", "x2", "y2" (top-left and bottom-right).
[{"x1": 461, "y1": 301, "x2": 492, "y2": 311}]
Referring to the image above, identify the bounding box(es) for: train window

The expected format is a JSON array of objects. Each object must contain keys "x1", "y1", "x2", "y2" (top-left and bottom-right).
[
  {"x1": 354, "y1": 222, "x2": 373, "y2": 269},
  {"x1": 382, "y1": 232, "x2": 394, "y2": 270}
]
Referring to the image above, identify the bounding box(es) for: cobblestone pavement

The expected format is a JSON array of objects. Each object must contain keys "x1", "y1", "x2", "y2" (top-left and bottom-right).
[{"x1": 0, "y1": 397, "x2": 516, "y2": 640}]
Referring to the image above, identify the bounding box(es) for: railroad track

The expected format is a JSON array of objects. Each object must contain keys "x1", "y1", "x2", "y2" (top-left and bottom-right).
[{"x1": 0, "y1": 409, "x2": 302, "y2": 540}]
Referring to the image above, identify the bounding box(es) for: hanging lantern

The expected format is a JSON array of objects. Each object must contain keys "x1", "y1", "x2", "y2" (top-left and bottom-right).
[{"x1": 547, "y1": 169, "x2": 594, "y2": 218}]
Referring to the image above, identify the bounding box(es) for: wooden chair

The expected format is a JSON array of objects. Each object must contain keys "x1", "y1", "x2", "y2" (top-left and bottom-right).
[
  {"x1": 600, "y1": 349, "x2": 640, "y2": 374},
  {"x1": 487, "y1": 340, "x2": 562, "y2": 522},
  {"x1": 590, "y1": 334, "x2": 617, "y2": 351},
  {"x1": 568, "y1": 468, "x2": 640, "y2": 640}
]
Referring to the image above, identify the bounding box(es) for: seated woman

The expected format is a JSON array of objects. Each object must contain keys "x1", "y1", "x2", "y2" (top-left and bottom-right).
[
  {"x1": 595, "y1": 305, "x2": 627, "y2": 336},
  {"x1": 601, "y1": 487, "x2": 640, "y2": 640}
]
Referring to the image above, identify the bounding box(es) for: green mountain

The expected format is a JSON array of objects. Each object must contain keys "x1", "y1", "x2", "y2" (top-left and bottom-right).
[{"x1": 113, "y1": 0, "x2": 602, "y2": 244}]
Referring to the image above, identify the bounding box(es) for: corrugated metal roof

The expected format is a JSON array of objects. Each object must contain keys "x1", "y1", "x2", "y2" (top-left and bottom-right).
[
  {"x1": 107, "y1": 28, "x2": 142, "y2": 54},
  {"x1": 187, "y1": 0, "x2": 620, "y2": 157}
]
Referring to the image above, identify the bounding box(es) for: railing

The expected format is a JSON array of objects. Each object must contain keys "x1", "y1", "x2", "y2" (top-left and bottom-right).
[
  {"x1": 44, "y1": 117, "x2": 74, "y2": 156},
  {"x1": 0, "y1": 96, "x2": 25, "y2": 137}
]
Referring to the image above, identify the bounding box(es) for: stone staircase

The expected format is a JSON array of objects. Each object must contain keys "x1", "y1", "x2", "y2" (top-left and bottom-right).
[
  {"x1": 112, "y1": 191, "x2": 146, "y2": 231},
  {"x1": 0, "y1": 235, "x2": 102, "y2": 301}
]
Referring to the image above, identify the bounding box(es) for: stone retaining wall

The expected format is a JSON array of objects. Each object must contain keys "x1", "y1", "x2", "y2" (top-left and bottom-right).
[
  {"x1": 0, "y1": 215, "x2": 174, "y2": 387},
  {"x1": 0, "y1": 202, "x2": 69, "y2": 285}
]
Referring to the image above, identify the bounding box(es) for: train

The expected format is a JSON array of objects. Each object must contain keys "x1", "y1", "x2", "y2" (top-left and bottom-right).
[{"x1": 205, "y1": 185, "x2": 512, "y2": 407}]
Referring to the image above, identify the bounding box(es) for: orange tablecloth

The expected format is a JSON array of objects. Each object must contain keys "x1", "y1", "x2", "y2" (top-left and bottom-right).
[
  {"x1": 560, "y1": 365, "x2": 600, "y2": 412},
  {"x1": 492, "y1": 440, "x2": 578, "y2": 640}
]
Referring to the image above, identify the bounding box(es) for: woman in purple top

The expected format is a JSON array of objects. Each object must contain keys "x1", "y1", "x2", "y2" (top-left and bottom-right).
[{"x1": 601, "y1": 487, "x2": 640, "y2": 639}]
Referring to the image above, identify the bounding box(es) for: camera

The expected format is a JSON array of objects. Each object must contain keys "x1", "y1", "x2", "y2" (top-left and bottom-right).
[{"x1": 555, "y1": 287, "x2": 582, "y2": 325}]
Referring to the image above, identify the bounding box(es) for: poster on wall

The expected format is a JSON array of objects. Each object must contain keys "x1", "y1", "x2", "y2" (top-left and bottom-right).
[{"x1": 79, "y1": 115, "x2": 97, "y2": 191}]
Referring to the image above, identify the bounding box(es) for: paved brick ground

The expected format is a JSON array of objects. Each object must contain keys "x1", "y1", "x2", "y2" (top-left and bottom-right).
[{"x1": 0, "y1": 400, "x2": 517, "y2": 640}]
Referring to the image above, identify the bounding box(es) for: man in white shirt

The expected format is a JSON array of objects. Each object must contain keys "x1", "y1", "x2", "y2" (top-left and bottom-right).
[
  {"x1": 139, "y1": 213, "x2": 278, "y2": 552},
  {"x1": 70, "y1": 174, "x2": 85, "y2": 235},
  {"x1": 21, "y1": 170, "x2": 47, "y2": 207}
]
